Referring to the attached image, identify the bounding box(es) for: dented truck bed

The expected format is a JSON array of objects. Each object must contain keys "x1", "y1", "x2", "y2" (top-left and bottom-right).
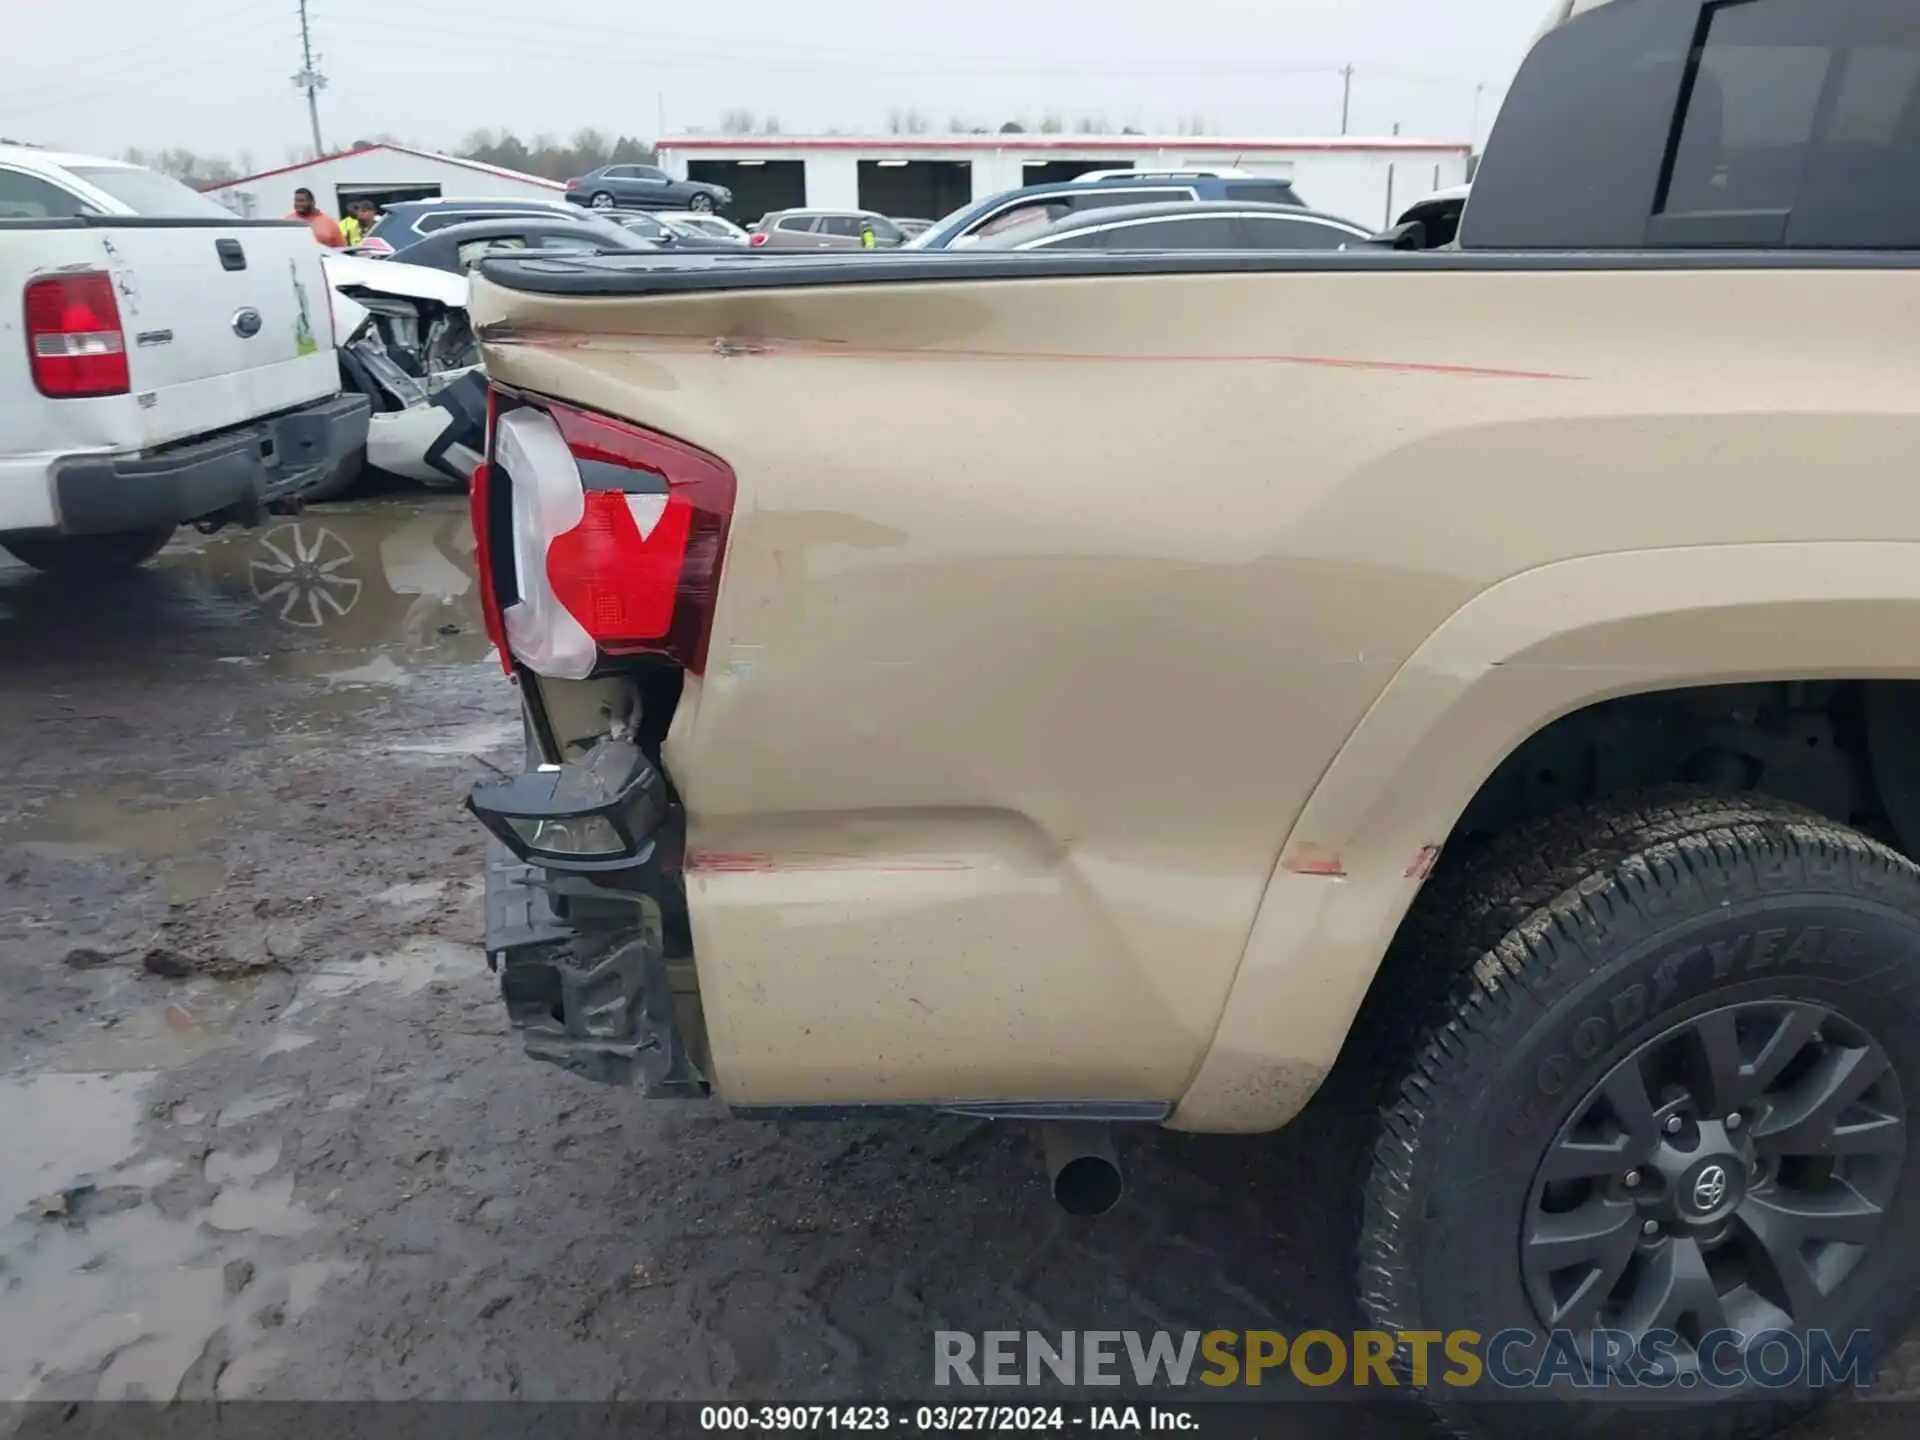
[{"x1": 460, "y1": 239, "x2": 1920, "y2": 1133}]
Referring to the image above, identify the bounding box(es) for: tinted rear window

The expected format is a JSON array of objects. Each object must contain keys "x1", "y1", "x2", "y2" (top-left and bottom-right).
[
  {"x1": 1095, "y1": 216, "x2": 1242, "y2": 248},
  {"x1": 0, "y1": 169, "x2": 93, "y2": 218},
  {"x1": 1223, "y1": 181, "x2": 1300, "y2": 205},
  {"x1": 1069, "y1": 188, "x2": 1191, "y2": 212},
  {"x1": 1237, "y1": 215, "x2": 1358, "y2": 248},
  {"x1": 1466, "y1": 0, "x2": 1920, "y2": 249},
  {"x1": 67, "y1": 165, "x2": 232, "y2": 218}
]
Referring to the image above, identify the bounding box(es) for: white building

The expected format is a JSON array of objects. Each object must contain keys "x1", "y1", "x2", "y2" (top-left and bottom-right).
[
  {"x1": 656, "y1": 135, "x2": 1471, "y2": 230},
  {"x1": 202, "y1": 142, "x2": 564, "y2": 221}
]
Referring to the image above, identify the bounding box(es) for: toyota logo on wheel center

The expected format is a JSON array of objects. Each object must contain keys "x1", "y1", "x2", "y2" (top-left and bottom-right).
[{"x1": 1692, "y1": 1163, "x2": 1730, "y2": 1212}]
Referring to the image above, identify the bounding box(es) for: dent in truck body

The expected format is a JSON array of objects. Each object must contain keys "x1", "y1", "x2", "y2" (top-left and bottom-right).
[{"x1": 472, "y1": 252, "x2": 1920, "y2": 1129}]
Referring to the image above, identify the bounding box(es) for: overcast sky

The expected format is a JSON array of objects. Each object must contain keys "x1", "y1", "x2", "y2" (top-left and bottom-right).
[{"x1": 6, "y1": 0, "x2": 1553, "y2": 169}]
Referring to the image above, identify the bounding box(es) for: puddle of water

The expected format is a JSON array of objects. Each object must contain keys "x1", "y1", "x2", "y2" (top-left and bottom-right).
[
  {"x1": 324, "y1": 653, "x2": 414, "y2": 688},
  {"x1": 166, "y1": 502, "x2": 494, "y2": 677},
  {"x1": 204, "y1": 1137, "x2": 283, "y2": 1185},
  {"x1": 162, "y1": 857, "x2": 232, "y2": 905},
  {"x1": 388, "y1": 719, "x2": 521, "y2": 758},
  {"x1": 6, "y1": 786, "x2": 243, "y2": 865},
  {"x1": 0, "y1": 1073, "x2": 152, "y2": 1223},
  {"x1": 0, "y1": 1069, "x2": 317, "y2": 1403},
  {"x1": 215, "y1": 1088, "x2": 299, "y2": 1128},
  {"x1": 297, "y1": 937, "x2": 480, "y2": 1006},
  {"x1": 206, "y1": 1174, "x2": 314, "y2": 1238},
  {"x1": 44, "y1": 990, "x2": 250, "y2": 1074},
  {"x1": 214, "y1": 1344, "x2": 285, "y2": 1399}
]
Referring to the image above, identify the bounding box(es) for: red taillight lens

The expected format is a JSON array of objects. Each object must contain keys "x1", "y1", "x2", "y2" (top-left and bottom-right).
[
  {"x1": 566, "y1": 177, "x2": 584, "y2": 189},
  {"x1": 24, "y1": 272, "x2": 129, "y2": 398},
  {"x1": 748, "y1": 232, "x2": 768, "y2": 247},
  {"x1": 357, "y1": 235, "x2": 394, "y2": 254},
  {"x1": 480, "y1": 390, "x2": 736, "y2": 681}
]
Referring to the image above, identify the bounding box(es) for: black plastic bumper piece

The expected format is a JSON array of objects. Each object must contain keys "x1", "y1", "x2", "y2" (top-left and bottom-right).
[
  {"x1": 51, "y1": 391, "x2": 371, "y2": 535},
  {"x1": 484, "y1": 841, "x2": 705, "y2": 1096}
]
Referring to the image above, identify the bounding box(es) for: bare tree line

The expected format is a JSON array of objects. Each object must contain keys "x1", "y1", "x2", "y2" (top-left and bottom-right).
[{"x1": 127, "y1": 109, "x2": 1216, "y2": 191}]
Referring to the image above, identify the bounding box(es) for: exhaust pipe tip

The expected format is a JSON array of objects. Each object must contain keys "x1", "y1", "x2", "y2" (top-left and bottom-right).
[{"x1": 1040, "y1": 1121, "x2": 1123, "y2": 1217}]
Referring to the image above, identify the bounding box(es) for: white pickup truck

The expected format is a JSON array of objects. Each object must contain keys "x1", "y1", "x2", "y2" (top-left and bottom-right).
[{"x1": 0, "y1": 145, "x2": 368, "y2": 571}]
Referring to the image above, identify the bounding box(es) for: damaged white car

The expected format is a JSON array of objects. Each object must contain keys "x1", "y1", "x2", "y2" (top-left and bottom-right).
[{"x1": 317, "y1": 254, "x2": 487, "y2": 497}]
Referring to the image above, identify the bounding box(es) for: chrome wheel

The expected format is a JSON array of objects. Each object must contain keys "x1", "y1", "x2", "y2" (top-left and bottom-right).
[
  {"x1": 688, "y1": 192, "x2": 715, "y2": 213},
  {"x1": 589, "y1": 192, "x2": 615, "y2": 210}
]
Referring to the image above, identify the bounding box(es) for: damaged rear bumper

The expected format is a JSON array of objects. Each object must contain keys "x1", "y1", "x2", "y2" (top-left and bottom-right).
[{"x1": 474, "y1": 741, "x2": 704, "y2": 1095}]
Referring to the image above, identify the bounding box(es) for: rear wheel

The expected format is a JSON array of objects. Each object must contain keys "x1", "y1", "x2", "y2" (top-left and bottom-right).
[
  {"x1": 589, "y1": 191, "x2": 615, "y2": 210},
  {"x1": 2, "y1": 525, "x2": 177, "y2": 573},
  {"x1": 688, "y1": 192, "x2": 715, "y2": 213},
  {"x1": 1358, "y1": 793, "x2": 1920, "y2": 1440}
]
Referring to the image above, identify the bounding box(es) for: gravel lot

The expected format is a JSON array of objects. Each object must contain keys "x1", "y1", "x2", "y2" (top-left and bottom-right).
[{"x1": 0, "y1": 495, "x2": 1914, "y2": 1438}]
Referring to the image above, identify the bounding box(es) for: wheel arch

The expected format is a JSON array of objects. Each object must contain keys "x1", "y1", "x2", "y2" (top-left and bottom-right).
[{"x1": 1171, "y1": 541, "x2": 1920, "y2": 1133}]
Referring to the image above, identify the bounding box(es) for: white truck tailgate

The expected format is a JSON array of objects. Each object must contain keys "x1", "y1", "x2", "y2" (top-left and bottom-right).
[{"x1": 101, "y1": 222, "x2": 339, "y2": 447}]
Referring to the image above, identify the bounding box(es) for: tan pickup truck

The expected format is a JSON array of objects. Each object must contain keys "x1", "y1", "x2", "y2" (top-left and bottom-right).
[{"x1": 462, "y1": 0, "x2": 1920, "y2": 1432}]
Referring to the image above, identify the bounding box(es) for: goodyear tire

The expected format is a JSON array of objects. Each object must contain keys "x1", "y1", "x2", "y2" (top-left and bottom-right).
[
  {"x1": 1358, "y1": 793, "x2": 1920, "y2": 1440},
  {"x1": 3, "y1": 525, "x2": 176, "y2": 573}
]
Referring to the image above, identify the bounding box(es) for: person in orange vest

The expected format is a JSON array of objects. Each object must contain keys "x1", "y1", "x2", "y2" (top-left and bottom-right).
[{"x1": 287, "y1": 188, "x2": 346, "y2": 247}]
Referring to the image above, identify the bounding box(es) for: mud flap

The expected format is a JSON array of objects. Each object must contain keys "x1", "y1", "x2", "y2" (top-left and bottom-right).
[{"x1": 484, "y1": 841, "x2": 705, "y2": 1096}]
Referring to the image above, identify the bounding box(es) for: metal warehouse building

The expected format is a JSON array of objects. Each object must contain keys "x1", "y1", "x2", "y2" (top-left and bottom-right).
[
  {"x1": 656, "y1": 135, "x2": 1471, "y2": 230},
  {"x1": 202, "y1": 142, "x2": 564, "y2": 221}
]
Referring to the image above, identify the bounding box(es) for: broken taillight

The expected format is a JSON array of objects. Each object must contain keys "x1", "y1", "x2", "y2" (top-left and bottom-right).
[
  {"x1": 24, "y1": 271, "x2": 129, "y2": 398},
  {"x1": 479, "y1": 390, "x2": 735, "y2": 681}
]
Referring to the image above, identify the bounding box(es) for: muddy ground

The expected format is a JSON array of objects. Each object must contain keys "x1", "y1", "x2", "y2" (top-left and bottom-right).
[{"x1": 0, "y1": 495, "x2": 1914, "y2": 1437}]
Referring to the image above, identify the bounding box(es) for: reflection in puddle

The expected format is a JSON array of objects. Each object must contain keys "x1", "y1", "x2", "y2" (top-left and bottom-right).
[
  {"x1": 9, "y1": 786, "x2": 242, "y2": 863},
  {"x1": 292, "y1": 937, "x2": 479, "y2": 1009},
  {"x1": 176, "y1": 503, "x2": 492, "y2": 672},
  {"x1": 0, "y1": 498, "x2": 496, "y2": 680},
  {"x1": 206, "y1": 1174, "x2": 315, "y2": 1238},
  {"x1": 45, "y1": 990, "x2": 250, "y2": 1074},
  {"x1": 0, "y1": 1073, "x2": 152, "y2": 1223},
  {"x1": 0, "y1": 1069, "x2": 330, "y2": 1403},
  {"x1": 389, "y1": 719, "x2": 521, "y2": 757}
]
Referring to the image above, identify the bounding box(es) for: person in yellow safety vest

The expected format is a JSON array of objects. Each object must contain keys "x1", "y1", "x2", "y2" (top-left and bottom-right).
[
  {"x1": 860, "y1": 222, "x2": 877, "y2": 249},
  {"x1": 340, "y1": 199, "x2": 379, "y2": 247}
]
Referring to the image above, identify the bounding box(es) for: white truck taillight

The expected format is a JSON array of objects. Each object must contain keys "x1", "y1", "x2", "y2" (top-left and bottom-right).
[
  {"x1": 476, "y1": 392, "x2": 736, "y2": 681},
  {"x1": 23, "y1": 271, "x2": 130, "y2": 398}
]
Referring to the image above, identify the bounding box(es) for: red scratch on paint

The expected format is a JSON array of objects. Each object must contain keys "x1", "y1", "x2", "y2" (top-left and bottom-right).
[
  {"x1": 686, "y1": 852, "x2": 975, "y2": 875},
  {"x1": 1282, "y1": 846, "x2": 1347, "y2": 878},
  {"x1": 493, "y1": 328, "x2": 1581, "y2": 383},
  {"x1": 1405, "y1": 845, "x2": 1444, "y2": 881}
]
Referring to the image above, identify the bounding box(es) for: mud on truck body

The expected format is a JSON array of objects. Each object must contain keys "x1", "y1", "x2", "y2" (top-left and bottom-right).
[{"x1": 462, "y1": 0, "x2": 1920, "y2": 1433}]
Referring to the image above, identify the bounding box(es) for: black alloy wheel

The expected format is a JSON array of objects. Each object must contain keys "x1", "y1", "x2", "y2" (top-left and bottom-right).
[{"x1": 1521, "y1": 1001, "x2": 1904, "y2": 1367}]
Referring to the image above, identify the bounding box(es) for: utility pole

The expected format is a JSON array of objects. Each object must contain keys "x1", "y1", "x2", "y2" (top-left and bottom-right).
[
  {"x1": 293, "y1": 0, "x2": 326, "y2": 158},
  {"x1": 1471, "y1": 81, "x2": 1487, "y2": 146},
  {"x1": 1340, "y1": 64, "x2": 1354, "y2": 136},
  {"x1": 658, "y1": 91, "x2": 667, "y2": 141}
]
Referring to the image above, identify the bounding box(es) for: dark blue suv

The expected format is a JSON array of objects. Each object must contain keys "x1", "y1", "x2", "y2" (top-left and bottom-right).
[{"x1": 907, "y1": 171, "x2": 1305, "y2": 250}]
